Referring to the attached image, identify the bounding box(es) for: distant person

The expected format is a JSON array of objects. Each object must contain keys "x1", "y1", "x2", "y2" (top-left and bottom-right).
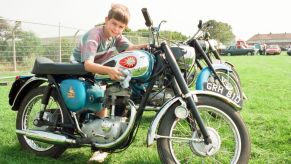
[
  {"x1": 258, "y1": 44, "x2": 263, "y2": 55},
  {"x1": 262, "y1": 43, "x2": 267, "y2": 55},
  {"x1": 70, "y1": 3, "x2": 148, "y2": 163}
]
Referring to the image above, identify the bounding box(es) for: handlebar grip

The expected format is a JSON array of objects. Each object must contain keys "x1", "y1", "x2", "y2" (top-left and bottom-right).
[{"x1": 141, "y1": 8, "x2": 153, "y2": 27}]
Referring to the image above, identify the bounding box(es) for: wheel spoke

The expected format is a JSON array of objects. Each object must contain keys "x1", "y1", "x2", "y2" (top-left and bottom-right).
[{"x1": 20, "y1": 92, "x2": 63, "y2": 151}]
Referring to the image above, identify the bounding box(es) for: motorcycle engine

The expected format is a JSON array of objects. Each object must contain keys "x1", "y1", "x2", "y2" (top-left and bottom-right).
[
  {"x1": 81, "y1": 116, "x2": 128, "y2": 143},
  {"x1": 80, "y1": 83, "x2": 131, "y2": 144}
]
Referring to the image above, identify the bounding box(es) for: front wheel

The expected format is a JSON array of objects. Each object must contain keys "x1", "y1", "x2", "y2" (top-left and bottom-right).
[
  {"x1": 16, "y1": 86, "x2": 67, "y2": 158},
  {"x1": 208, "y1": 69, "x2": 243, "y2": 103},
  {"x1": 224, "y1": 62, "x2": 242, "y2": 85},
  {"x1": 157, "y1": 95, "x2": 251, "y2": 163}
]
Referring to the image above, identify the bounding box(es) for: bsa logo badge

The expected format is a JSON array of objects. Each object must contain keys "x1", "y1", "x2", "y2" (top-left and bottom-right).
[
  {"x1": 119, "y1": 56, "x2": 137, "y2": 68},
  {"x1": 67, "y1": 86, "x2": 75, "y2": 98}
]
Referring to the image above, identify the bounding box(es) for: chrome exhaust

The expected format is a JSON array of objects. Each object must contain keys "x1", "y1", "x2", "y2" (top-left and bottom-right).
[{"x1": 16, "y1": 129, "x2": 76, "y2": 145}]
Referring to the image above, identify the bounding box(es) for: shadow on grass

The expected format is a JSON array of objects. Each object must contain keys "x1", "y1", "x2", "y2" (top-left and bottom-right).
[
  {"x1": 106, "y1": 158, "x2": 161, "y2": 164},
  {"x1": 0, "y1": 143, "x2": 91, "y2": 164},
  {"x1": 0, "y1": 140, "x2": 161, "y2": 164}
]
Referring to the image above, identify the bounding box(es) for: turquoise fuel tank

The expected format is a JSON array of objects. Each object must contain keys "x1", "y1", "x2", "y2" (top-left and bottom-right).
[
  {"x1": 95, "y1": 50, "x2": 155, "y2": 82},
  {"x1": 60, "y1": 79, "x2": 104, "y2": 112}
]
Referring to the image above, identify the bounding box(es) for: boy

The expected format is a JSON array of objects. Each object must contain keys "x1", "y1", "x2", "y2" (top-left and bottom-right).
[{"x1": 70, "y1": 3, "x2": 148, "y2": 163}]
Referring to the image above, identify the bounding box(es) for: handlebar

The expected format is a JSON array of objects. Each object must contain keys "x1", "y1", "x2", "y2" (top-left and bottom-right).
[{"x1": 141, "y1": 8, "x2": 153, "y2": 27}]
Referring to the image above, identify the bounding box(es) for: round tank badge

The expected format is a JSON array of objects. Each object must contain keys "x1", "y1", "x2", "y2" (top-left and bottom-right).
[{"x1": 119, "y1": 56, "x2": 137, "y2": 68}]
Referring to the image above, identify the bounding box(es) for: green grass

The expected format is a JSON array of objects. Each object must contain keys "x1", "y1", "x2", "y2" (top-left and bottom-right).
[{"x1": 0, "y1": 53, "x2": 291, "y2": 163}]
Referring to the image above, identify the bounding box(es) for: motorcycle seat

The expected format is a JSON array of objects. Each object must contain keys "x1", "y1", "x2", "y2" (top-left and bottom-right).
[{"x1": 31, "y1": 57, "x2": 90, "y2": 75}]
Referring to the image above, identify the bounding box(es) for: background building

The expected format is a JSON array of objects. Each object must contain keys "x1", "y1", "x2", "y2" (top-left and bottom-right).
[{"x1": 247, "y1": 33, "x2": 291, "y2": 49}]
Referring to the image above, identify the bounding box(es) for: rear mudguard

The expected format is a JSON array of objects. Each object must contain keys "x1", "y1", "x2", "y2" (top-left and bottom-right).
[
  {"x1": 10, "y1": 76, "x2": 47, "y2": 111},
  {"x1": 196, "y1": 63, "x2": 232, "y2": 90},
  {"x1": 146, "y1": 90, "x2": 241, "y2": 146}
]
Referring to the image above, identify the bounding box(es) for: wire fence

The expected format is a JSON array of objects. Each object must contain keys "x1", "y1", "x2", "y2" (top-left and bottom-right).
[
  {"x1": 0, "y1": 18, "x2": 187, "y2": 86},
  {"x1": 0, "y1": 18, "x2": 150, "y2": 75}
]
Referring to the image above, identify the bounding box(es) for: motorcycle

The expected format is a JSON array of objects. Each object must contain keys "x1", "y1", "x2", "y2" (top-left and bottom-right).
[
  {"x1": 169, "y1": 20, "x2": 244, "y2": 106},
  {"x1": 8, "y1": 8, "x2": 250, "y2": 163},
  {"x1": 187, "y1": 20, "x2": 242, "y2": 85}
]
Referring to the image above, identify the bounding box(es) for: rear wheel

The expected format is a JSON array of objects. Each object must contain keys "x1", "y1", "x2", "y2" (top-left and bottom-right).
[
  {"x1": 157, "y1": 95, "x2": 251, "y2": 163},
  {"x1": 16, "y1": 86, "x2": 67, "y2": 158}
]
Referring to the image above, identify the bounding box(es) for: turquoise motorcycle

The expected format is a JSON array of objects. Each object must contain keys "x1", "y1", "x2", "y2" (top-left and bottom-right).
[{"x1": 8, "y1": 8, "x2": 250, "y2": 163}]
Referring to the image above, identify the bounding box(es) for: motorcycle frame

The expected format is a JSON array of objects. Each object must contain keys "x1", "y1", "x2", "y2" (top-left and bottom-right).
[
  {"x1": 11, "y1": 43, "x2": 212, "y2": 150},
  {"x1": 188, "y1": 39, "x2": 229, "y2": 87}
]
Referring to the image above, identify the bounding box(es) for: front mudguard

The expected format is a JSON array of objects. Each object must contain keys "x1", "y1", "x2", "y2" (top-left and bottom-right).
[
  {"x1": 196, "y1": 63, "x2": 232, "y2": 90},
  {"x1": 146, "y1": 90, "x2": 241, "y2": 146},
  {"x1": 10, "y1": 76, "x2": 47, "y2": 111}
]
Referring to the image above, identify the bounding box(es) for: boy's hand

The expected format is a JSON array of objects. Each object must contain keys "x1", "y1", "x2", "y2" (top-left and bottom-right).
[{"x1": 107, "y1": 67, "x2": 124, "y2": 81}]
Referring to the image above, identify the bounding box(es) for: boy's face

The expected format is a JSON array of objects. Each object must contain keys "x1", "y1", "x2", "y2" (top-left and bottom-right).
[{"x1": 104, "y1": 17, "x2": 127, "y2": 37}]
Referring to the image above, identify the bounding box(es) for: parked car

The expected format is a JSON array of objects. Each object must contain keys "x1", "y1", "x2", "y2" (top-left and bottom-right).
[
  {"x1": 266, "y1": 45, "x2": 281, "y2": 55},
  {"x1": 287, "y1": 47, "x2": 291, "y2": 56},
  {"x1": 220, "y1": 45, "x2": 255, "y2": 56},
  {"x1": 280, "y1": 47, "x2": 287, "y2": 51}
]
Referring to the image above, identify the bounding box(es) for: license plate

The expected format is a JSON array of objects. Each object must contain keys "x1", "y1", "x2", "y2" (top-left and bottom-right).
[{"x1": 203, "y1": 82, "x2": 243, "y2": 106}]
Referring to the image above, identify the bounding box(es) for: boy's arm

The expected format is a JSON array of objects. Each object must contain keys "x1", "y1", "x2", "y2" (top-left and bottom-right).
[
  {"x1": 84, "y1": 59, "x2": 123, "y2": 81},
  {"x1": 126, "y1": 44, "x2": 149, "y2": 51}
]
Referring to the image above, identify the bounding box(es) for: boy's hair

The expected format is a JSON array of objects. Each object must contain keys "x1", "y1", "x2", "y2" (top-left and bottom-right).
[{"x1": 108, "y1": 4, "x2": 130, "y2": 25}]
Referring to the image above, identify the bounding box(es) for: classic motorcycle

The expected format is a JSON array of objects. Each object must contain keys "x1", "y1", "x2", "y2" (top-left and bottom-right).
[
  {"x1": 170, "y1": 20, "x2": 244, "y2": 106},
  {"x1": 8, "y1": 8, "x2": 250, "y2": 163},
  {"x1": 186, "y1": 20, "x2": 242, "y2": 86}
]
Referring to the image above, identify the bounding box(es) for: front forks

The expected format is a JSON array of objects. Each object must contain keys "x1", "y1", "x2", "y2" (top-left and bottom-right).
[{"x1": 161, "y1": 42, "x2": 211, "y2": 144}]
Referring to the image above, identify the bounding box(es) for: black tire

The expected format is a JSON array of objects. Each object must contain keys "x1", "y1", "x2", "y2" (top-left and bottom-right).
[
  {"x1": 16, "y1": 86, "x2": 67, "y2": 158},
  {"x1": 224, "y1": 62, "x2": 242, "y2": 85},
  {"x1": 157, "y1": 95, "x2": 251, "y2": 164}
]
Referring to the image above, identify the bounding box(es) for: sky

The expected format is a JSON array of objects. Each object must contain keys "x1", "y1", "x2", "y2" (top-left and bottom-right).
[{"x1": 1, "y1": 0, "x2": 291, "y2": 40}]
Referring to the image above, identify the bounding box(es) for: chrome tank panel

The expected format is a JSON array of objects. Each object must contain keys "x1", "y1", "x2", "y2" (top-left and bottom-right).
[
  {"x1": 170, "y1": 45, "x2": 195, "y2": 70},
  {"x1": 95, "y1": 50, "x2": 155, "y2": 82}
]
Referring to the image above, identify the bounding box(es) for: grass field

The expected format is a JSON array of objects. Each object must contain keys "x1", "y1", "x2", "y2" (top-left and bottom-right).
[{"x1": 0, "y1": 53, "x2": 290, "y2": 163}]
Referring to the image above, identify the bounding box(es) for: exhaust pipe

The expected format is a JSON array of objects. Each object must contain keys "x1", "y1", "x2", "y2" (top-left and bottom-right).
[{"x1": 16, "y1": 129, "x2": 76, "y2": 145}]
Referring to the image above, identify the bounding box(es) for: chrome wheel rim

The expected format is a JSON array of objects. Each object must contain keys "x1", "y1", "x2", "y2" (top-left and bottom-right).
[{"x1": 168, "y1": 105, "x2": 241, "y2": 163}]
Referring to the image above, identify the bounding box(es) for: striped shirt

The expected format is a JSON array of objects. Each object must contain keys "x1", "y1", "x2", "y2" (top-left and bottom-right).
[{"x1": 71, "y1": 26, "x2": 132, "y2": 63}]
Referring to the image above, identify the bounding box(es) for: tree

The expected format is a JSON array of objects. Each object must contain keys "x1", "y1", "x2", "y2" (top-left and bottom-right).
[
  {"x1": 16, "y1": 31, "x2": 42, "y2": 58},
  {"x1": 134, "y1": 29, "x2": 149, "y2": 37},
  {"x1": 124, "y1": 29, "x2": 187, "y2": 43},
  {"x1": 61, "y1": 38, "x2": 75, "y2": 62},
  {"x1": 0, "y1": 17, "x2": 10, "y2": 51},
  {"x1": 0, "y1": 18, "x2": 41, "y2": 63},
  {"x1": 40, "y1": 37, "x2": 75, "y2": 62},
  {"x1": 124, "y1": 27, "x2": 132, "y2": 33},
  {"x1": 203, "y1": 20, "x2": 235, "y2": 45},
  {"x1": 160, "y1": 31, "x2": 187, "y2": 42}
]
